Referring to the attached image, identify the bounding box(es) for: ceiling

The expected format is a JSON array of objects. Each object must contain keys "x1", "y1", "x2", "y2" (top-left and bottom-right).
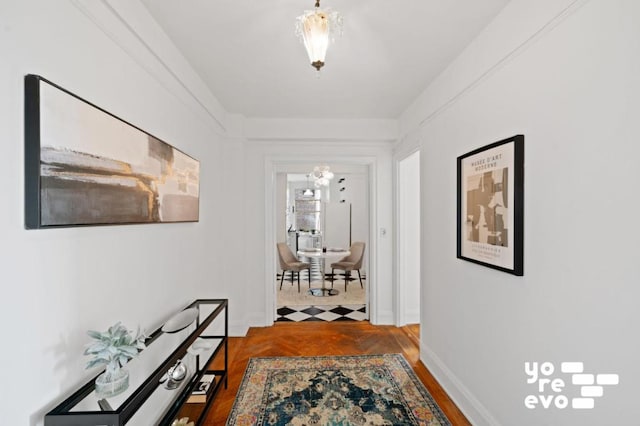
[{"x1": 141, "y1": 0, "x2": 509, "y2": 120}]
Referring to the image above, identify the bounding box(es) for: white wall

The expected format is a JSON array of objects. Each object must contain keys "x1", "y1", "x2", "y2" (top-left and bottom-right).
[
  {"x1": 0, "y1": 2, "x2": 229, "y2": 424},
  {"x1": 401, "y1": 0, "x2": 640, "y2": 425}
]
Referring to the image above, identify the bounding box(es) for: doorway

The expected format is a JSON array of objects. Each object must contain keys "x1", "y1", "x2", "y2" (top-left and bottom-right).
[
  {"x1": 264, "y1": 159, "x2": 376, "y2": 325},
  {"x1": 397, "y1": 150, "x2": 421, "y2": 327},
  {"x1": 275, "y1": 169, "x2": 369, "y2": 321}
]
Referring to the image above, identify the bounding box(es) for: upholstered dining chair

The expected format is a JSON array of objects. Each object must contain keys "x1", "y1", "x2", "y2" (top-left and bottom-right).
[
  {"x1": 277, "y1": 243, "x2": 311, "y2": 293},
  {"x1": 330, "y1": 242, "x2": 365, "y2": 292}
]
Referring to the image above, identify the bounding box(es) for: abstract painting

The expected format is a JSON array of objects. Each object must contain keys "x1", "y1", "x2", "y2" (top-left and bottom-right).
[
  {"x1": 25, "y1": 75, "x2": 200, "y2": 228},
  {"x1": 457, "y1": 135, "x2": 524, "y2": 275}
]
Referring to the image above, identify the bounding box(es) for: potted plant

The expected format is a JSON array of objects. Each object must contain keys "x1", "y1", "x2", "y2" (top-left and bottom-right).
[{"x1": 84, "y1": 322, "x2": 146, "y2": 398}]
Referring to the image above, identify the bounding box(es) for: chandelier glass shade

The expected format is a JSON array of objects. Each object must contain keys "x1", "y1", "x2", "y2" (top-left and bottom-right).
[
  {"x1": 303, "y1": 174, "x2": 315, "y2": 196},
  {"x1": 312, "y1": 165, "x2": 334, "y2": 188},
  {"x1": 295, "y1": 0, "x2": 343, "y2": 71}
]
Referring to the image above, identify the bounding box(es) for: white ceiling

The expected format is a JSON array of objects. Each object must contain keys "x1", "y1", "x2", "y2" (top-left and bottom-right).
[{"x1": 141, "y1": 0, "x2": 509, "y2": 119}]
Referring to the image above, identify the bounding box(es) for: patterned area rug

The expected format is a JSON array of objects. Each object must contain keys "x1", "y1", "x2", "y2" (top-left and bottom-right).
[{"x1": 226, "y1": 354, "x2": 451, "y2": 425}]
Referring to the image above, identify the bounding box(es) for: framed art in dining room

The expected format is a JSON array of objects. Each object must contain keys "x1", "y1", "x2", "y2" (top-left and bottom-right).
[{"x1": 457, "y1": 135, "x2": 524, "y2": 276}]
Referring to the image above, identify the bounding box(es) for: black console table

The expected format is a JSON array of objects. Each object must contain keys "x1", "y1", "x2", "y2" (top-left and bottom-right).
[{"x1": 45, "y1": 299, "x2": 228, "y2": 426}]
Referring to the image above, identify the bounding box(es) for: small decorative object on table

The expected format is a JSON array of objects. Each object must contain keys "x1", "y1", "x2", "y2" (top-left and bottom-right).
[
  {"x1": 162, "y1": 359, "x2": 188, "y2": 390},
  {"x1": 171, "y1": 417, "x2": 194, "y2": 426},
  {"x1": 97, "y1": 398, "x2": 113, "y2": 411},
  {"x1": 162, "y1": 307, "x2": 199, "y2": 333},
  {"x1": 187, "y1": 374, "x2": 216, "y2": 403},
  {"x1": 187, "y1": 337, "x2": 214, "y2": 355},
  {"x1": 84, "y1": 322, "x2": 147, "y2": 398}
]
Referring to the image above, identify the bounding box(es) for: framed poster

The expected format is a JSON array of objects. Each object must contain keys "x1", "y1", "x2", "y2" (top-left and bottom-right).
[
  {"x1": 24, "y1": 74, "x2": 200, "y2": 229},
  {"x1": 457, "y1": 135, "x2": 524, "y2": 275}
]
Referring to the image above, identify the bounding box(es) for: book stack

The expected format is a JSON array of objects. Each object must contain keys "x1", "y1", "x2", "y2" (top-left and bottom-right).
[{"x1": 187, "y1": 374, "x2": 216, "y2": 403}]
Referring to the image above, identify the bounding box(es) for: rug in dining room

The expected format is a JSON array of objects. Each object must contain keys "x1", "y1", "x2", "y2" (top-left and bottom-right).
[{"x1": 226, "y1": 354, "x2": 451, "y2": 425}]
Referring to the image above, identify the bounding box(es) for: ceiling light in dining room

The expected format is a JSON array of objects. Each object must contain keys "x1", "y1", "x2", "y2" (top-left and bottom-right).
[
  {"x1": 295, "y1": 0, "x2": 343, "y2": 71},
  {"x1": 303, "y1": 174, "x2": 315, "y2": 196},
  {"x1": 312, "y1": 165, "x2": 334, "y2": 188}
]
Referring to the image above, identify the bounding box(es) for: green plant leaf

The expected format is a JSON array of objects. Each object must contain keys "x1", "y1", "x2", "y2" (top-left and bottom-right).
[{"x1": 84, "y1": 321, "x2": 145, "y2": 370}]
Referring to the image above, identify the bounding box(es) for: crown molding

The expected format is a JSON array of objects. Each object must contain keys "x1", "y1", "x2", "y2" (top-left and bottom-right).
[{"x1": 70, "y1": 0, "x2": 228, "y2": 134}]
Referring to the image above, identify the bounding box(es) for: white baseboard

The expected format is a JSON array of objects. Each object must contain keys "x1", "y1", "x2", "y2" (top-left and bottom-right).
[
  {"x1": 373, "y1": 309, "x2": 394, "y2": 325},
  {"x1": 420, "y1": 342, "x2": 501, "y2": 426},
  {"x1": 404, "y1": 309, "x2": 420, "y2": 325},
  {"x1": 229, "y1": 324, "x2": 249, "y2": 337},
  {"x1": 229, "y1": 319, "x2": 250, "y2": 337}
]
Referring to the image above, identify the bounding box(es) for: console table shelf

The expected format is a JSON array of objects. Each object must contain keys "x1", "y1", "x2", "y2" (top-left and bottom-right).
[{"x1": 45, "y1": 299, "x2": 228, "y2": 426}]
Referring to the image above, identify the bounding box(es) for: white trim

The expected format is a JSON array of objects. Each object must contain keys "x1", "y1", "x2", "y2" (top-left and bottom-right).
[
  {"x1": 70, "y1": 0, "x2": 227, "y2": 134},
  {"x1": 264, "y1": 157, "x2": 277, "y2": 325},
  {"x1": 244, "y1": 118, "x2": 397, "y2": 143},
  {"x1": 421, "y1": 342, "x2": 501, "y2": 426},
  {"x1": 366, "y1": 159, "x2": 377, "y2": 324},
  {"x1": 229, "y1": 321, "x2": 250, "y2": 337},
  {"x1": 418, "y1": 0, "x2": 587, "y2": 131},
  {"x1": 399, "y1": 0, "x2": 590, "y2": 138},
  {"x1": 375, "y1": 310, "x2": 394, "y2": 325},
  {"x1": 245, "y1": 139, "x2": 394, "y2": 150},
  {"x1": 393, "y1": 145, "x2": 421, "y2": 326}
]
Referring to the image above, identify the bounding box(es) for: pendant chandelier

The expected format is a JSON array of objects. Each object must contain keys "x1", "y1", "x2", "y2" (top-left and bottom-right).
[
  {"x1": 312, "y1": 165, "x2": 334, "y2": 188},
  {"x1": 295, "y1": 0, "x2": 343, "y2": 71},
  {"x1": 303, "y1": 174, "x2": 315, "y2": 196}
]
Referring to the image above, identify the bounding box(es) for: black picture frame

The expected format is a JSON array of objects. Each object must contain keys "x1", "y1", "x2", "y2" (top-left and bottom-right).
[
  {"x1": 24, "y1": 74, "x2": 200, "y2": 229},
  {"x1": 457, "y1": 135, "x2": 524, "y2": 276}
]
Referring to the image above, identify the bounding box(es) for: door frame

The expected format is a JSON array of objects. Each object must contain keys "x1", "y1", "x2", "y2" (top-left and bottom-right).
[
  {"x1": 393, "y1": 146, "x2": 421, "y2": 326},
  {"x1": 264, "y1": 156, "x2": 378, "y2": 325}
]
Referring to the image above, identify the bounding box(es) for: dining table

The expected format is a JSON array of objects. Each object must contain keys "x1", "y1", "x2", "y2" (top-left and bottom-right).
[{"x1": 297, "y1": 248, "x2": 350, "y2": 296}]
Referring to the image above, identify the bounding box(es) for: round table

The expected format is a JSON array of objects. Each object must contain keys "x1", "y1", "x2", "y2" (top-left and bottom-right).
[{"x1": 297, "y1": 249, "x2": 350, "y2": 296}]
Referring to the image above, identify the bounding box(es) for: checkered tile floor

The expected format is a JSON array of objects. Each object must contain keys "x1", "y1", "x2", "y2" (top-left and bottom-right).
[{"x1": 277, "y1": 304, "x2": 367, "y2": 322}]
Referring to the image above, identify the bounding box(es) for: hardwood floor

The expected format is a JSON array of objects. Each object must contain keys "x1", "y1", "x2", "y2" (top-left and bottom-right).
[{"x1": 203, "y1": 321, "x2": 470, "y2": 425}]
